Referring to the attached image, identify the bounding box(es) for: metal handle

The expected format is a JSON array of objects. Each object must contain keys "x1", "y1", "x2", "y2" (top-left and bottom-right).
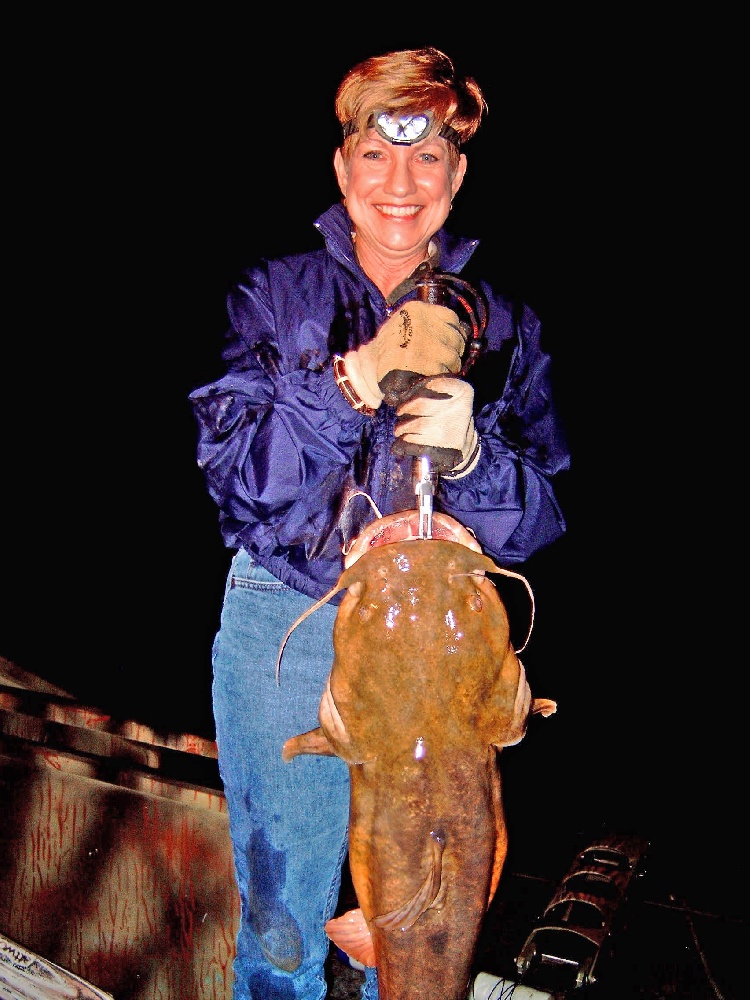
[{"x1": 379, "y1": 267, "x2": 488, "y2": 408}]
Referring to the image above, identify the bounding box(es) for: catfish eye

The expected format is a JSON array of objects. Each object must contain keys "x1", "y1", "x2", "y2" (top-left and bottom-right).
[{"x1": 468, "y1": 592, "x2": 483, "y2": 612}]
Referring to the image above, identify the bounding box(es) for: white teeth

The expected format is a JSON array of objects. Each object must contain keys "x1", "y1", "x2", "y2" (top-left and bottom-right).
[{"x1": 376, "y1": 205, "x2": 420, "y2": 217}]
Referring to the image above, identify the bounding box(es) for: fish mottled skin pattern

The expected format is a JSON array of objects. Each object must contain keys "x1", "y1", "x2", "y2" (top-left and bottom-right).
[
  {"x1": 283, "y1": 529, "x2": 553, "y2": 1000},
  {"x1": 330, "y1": 540, "x2": 520, "y2": 759},
  {"x1": 334, "y1": 540, "x2": 516, "y2": 999}
]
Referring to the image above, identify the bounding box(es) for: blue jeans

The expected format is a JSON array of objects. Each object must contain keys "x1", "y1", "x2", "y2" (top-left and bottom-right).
[{"x1": 212, "y1": 549, "x2": 379, "y2": 999}]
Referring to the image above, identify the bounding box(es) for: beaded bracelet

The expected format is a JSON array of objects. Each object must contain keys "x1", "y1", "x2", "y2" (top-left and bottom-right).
[{"x1": 332, "y1": 354, "x2": 376, "y2": 417}]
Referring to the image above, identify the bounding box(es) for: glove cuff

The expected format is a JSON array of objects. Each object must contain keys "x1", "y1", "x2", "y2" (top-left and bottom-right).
[
  {"x1": 334, "y1": 354, "x2": 380, "y2": 414},
  {"x1": 443, "y1": 430, "x2": 481, "y2": 480}
]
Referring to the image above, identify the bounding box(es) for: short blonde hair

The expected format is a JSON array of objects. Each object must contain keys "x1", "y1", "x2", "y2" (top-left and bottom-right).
[{"x1": 335, "y1": 47, "x2": 487, "y2": 167}]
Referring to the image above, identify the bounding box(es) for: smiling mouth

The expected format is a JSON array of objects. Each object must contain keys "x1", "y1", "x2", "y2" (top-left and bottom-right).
[{"x1": 375, "y1": 204, "x2": 422, "y2": 217}]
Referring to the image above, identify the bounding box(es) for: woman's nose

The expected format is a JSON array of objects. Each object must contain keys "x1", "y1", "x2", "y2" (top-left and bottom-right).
[{"x1": 384, "y1": 154, "x2": 417, "y2": 197}]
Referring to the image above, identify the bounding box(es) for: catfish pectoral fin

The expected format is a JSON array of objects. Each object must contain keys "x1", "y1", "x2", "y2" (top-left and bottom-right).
[
  {"x1": 325, "y1": 907, "x2": 376, "y2": 968},
  {"x1": 282, "y1": 727, "x2": 336, "y2": 761},
  {"x1": 318, "y1": 674, "x2": 351, "y2": 750},
  {"x1": 493, "y1": 661, "x2": 558, "y2": 750},
  {"x1": 372, "y1": 830, "x2": 445, "y2": 932},
  {"x1": 532, "y1": 697, "x2": 557, "y2": 717}
]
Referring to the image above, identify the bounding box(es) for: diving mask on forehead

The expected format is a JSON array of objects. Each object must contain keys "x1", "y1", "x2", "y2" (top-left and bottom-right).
[{"x1": 342, "y1": 109, "x2": 461, "y2": 149}]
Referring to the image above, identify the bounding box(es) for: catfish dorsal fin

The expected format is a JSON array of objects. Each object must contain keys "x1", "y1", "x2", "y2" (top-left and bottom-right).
[{"x1": 275, "y1": 583, "x2": 345, "y2": 685}]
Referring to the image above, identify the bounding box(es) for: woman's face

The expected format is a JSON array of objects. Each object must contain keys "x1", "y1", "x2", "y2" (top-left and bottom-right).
[{"x1": 334, "y1": 129, "x2": 466, "y2": 261}]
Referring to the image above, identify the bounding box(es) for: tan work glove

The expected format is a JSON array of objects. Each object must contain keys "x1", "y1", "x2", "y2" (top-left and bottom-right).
[
  {"x1": 343, "y1": 301, "x2": 466, "y2": 411},
  {"x1": 392, "y1": 375, "x2": 480, "y2": 477}
]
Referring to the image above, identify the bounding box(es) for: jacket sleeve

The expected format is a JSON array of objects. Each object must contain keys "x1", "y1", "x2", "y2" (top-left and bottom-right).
[
  {"x1": 188, "y1": 265, "x2": 368, "y2": 551},
  {"x1": 439, "y1": 296, "x2": 570, "y2": 565}
]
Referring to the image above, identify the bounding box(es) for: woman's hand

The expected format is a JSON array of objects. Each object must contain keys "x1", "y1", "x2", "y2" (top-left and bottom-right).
[
  {"x1": 392, "y1": 375, "x2": 479, "y2": 477},
  {"x1": 343, "y1": 301, "x2": 465, "y2": 410}
]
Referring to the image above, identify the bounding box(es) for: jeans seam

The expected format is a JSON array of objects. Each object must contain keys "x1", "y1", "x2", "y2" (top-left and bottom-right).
[
  {"x1": 325, "y1": 827, "x2": 351, "y2": 922},
  {"x1": 230, "y1": 577, "x2": 290, "y2": 592}
]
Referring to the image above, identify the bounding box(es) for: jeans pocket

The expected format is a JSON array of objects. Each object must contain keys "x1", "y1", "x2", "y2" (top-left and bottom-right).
[{"x1": 230, "y1": 549, "x2": 286, "y2": 590}]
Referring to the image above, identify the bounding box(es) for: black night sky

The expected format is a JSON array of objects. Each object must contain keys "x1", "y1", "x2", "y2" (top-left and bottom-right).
[{"x1": 2, "y1": 23, "x2": 742, "y2": 912}]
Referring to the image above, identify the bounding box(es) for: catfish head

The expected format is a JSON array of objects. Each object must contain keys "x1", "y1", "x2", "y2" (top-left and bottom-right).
[{"x1": 281, "y1": 510, "x2": 556, "y2": 999}]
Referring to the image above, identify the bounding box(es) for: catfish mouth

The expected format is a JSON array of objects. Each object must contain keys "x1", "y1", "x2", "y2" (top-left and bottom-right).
[{"x1": 343, "y1": 510, "x2": 483, "y2": 569}]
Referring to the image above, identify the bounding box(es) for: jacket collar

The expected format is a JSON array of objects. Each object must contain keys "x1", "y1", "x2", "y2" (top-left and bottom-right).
[{"x1": 313, "y1": 201, "x2": 480, "y2": 278}]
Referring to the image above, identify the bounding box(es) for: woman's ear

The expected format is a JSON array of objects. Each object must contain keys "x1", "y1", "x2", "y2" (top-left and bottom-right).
[
  {"x1": 333, "y1": 149, "x2": 348, "y2": 197},
  {"x1": 451, "y1": 153, "x2": 468, "y2": 199}
]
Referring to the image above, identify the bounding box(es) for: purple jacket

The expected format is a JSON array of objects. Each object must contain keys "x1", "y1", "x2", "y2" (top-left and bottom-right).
[{"x1": 189, "y1": 202, "x2": 570, "y2": 602}]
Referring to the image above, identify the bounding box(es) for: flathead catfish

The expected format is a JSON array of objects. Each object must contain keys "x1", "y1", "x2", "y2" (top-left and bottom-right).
[{"x1": 280, "y1": 509, "x2": 556, "y2": 999}]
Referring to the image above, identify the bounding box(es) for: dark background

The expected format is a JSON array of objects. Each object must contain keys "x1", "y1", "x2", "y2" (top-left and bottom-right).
[{"x1": 2, "y1": 20, "x2": 742, "y2": 913}]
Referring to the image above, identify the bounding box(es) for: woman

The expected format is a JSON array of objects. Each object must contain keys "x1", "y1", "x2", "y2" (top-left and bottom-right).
[{"x1": 190, "y1": 46, "x2": 569, "y2": 1000}]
